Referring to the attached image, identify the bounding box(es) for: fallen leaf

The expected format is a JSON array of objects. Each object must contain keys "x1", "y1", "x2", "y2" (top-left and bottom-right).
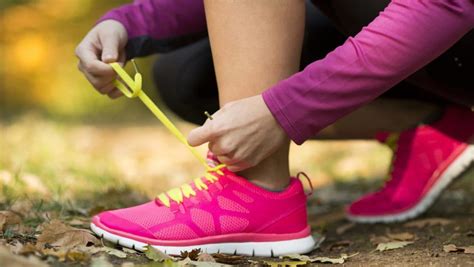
[
  {"x1": 386, "y1": 232, "x2": 415, "y2": 241},
  {"x1": 144, "y1": 245, "x2": 176, "y2": 262},
  {"x1": 180, "y1": 248, "x2": 201, "y2": 260},
  {"x1": 197, "y1": 252, "x2": 216, "y2": 262},
  {"x1": 0, "y1": 211, "x2": 21, "y2": 231},
  {"x1": 311, "y1": 255, "x2": 348, "y2": 264},
  {"x1": 36, "y1": 220, "x2": 99, "y2": 250},
  {"x1": 464, "y1": 246, "x2": 474, "y2": 254},
  {"x1": 282, "y1": 253, "x2": 351, "y2": 264},
  {"x1": 443, "y1": 244, "x2": 459, "y2": 253},
  {"x1": 103, "y1": 247, "x2": 127, "y2": 258},
  {"x1": 403, "y1": 218, "x2": 452, "y2": 228},
  {"x1": 122, "y1": 247, "x2": 137, "y2": 254},
  {"x1": 91, "y1": 255, "x2": 113, "y2": 267},
  {"x1": 443, "y1": 244, "x2": 474, "y2": 254},
  {"x1": 336, "y1": 223, "x2": 355, "y2": 235},
  {"x1": 370, "y1": 235, "x2": 391, "y2": 245},
  {"x1": 0, "y1": 246, "x2": 47, "y2": 267},
  {"x1": 376, "y1": 241, "x2": 413, "y2": 252},
  {"x1": 10, "y1": 200, "x2": 33, "y2": 217}
]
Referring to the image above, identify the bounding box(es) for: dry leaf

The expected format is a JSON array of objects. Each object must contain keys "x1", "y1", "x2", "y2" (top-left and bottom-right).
[
  {"x1": 376, "y1": 241, "x2": 413, "y2": 251},
  {"x1": 0, "y1": 211, "x2": 21, "y2": 231},
  {"x1": 370, "y1": 235, "x2": 391, "y2": 245},
  {"x1": 386, "y1": 232, "x2": 415, "y2": 241},
  {"x1": 443, "y1": 244, "x2": 474, "y2": 254},
  {"x1": 403, "y1": 218, "x2": 452, "y2": 228},
  {"x1": 443, "y1": 244, "x2": 459, "y2": 253},
  {"x1": 180, "y1": 248, "x2": 201, "y2": 260},
  {"x1": 336, "y1": 223, "x2": 355, "y2": 235},
  {"x1": 464, "y1": 246, "x2": 474, "y2": 254},
  {"x1": 10, "y1": 201, "x2": 33, "y2": 217},
  {"x1": 0, "y1": 246, "x2": 47, "y2": 267},
  {"x1": 36, "y1": 220, "x2": 99, "y2": 250},
  {"x1": 144, "y1": 245, "x2": 176, "y2": 262},
  {"x1": 282, "y1": 253, "x2": 350, "y2": 264},
  {"x1": 91, "y1": 255, "x2": 113, "y2": 267},
  {"x1": 197, "y1": 252, "x2": 216, "y2": 262}
]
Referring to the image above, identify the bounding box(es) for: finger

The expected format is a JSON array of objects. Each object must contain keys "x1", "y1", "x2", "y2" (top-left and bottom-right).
[
  {"x1": 99, "y1": 33, "x2": 119, "y2": 63},
  {"x1": 187, "y1": 124, "x2": 215, "y2": 147},
  {"x1": 82, "y1": 71, "x2": 115, "y2": 93},
  {"x1": 108, "y1": 88, "x2": 123, "y2": 99},
  {"x1": 216, "y1": 155, "x2": 240, "y2": 165},
  {"x1": 208, "y1": 141, "x2": 232, "y2": 156},
  {"x1": 98, "y1": 82, "x2": 117, "y2": 95},
  {"x1": 76, "y1": 45, "x2": 115, "y2": 76}
]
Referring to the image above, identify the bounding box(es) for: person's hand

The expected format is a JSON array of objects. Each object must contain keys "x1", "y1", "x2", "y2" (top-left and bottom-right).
[
  {"x1": 187, "y1": 95, "x2": 288, "y2": 172},
  {"x1": 75, "y1": 20, "x2": 128, "y2": 99}
]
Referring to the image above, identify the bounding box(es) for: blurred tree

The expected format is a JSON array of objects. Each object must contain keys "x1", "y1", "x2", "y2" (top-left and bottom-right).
[{"x1": 1, "y1": 0, "x2": 157, "y2": 122}]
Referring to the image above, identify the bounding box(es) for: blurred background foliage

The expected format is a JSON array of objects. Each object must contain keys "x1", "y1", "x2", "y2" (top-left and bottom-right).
[
  {"x1": 0, "y1": 0, "x2": 390, "y2": 201},
  {"x1": 1, "y1": 0, "x2": 156, "y2": 122}
]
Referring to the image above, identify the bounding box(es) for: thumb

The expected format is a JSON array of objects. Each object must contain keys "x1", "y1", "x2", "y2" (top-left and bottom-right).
[
  {"x1": 187, "y1": 125, "x2": 214, "y2": 147},
  {"x1": 100, "y1": 34, "x2": 120, "y2": 63}
]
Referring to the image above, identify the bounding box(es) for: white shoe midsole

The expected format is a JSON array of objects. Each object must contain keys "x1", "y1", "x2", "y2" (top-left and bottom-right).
[{"x1": 91, "y1": 222, "x2": 316, "y2": 256}]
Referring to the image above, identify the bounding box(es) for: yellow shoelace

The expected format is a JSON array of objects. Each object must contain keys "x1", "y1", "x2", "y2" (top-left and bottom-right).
[{"x1": 110, "y1": 60, "x2": 225, "y2": 207}]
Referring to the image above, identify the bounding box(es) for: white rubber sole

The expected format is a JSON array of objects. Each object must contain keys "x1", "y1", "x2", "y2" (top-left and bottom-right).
[
  {"x1": 347, "y1": 144, "x2": 474, "y2": 224},
  {"x1": 91, "y1": 223, "x2": 316, "y2": 257}
]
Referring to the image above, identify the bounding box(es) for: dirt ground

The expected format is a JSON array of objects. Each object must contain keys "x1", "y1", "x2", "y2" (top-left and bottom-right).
[{"x1": 1, "y1": 117, "x2": 473, "y2": 266}]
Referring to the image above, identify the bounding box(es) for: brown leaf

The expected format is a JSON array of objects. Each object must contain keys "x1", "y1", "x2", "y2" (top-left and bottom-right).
[
  {"x1": 403, "y1": 218, "x2": 452, "y2": 228},
  {"x1": 443, "y1": 244, "x2": 459, "y2": 253},
  {"x1": 464, "y1": 246, "x2": 474, "y2": 254},
  {"x1": 386, "y1": 232, "x2": 415, "y2": 241},
  {"x1": 0, "y1": 211, "x2": 21, "y2": 231},
  {"x1": 180, "y1": 248, "x2": 201, "y2": 260},
  {"x1": 443, "y1": 244, "x2": 474, "y2": 254},
  {"x1": 336, "y1": 223, "x2": 355, "y2": 235},
  {"x1": 0, "y1": 246, "x2": 47, "y2": 267},
  {"x1": 10, "y1": 200, "x2": 33, "y2": 217},
  {"x1": 36, "y1": 220, "x2": 99, "y2": 250},
  {"x1": 376, "y1": 241, "x2": 413, "y2": 252}
]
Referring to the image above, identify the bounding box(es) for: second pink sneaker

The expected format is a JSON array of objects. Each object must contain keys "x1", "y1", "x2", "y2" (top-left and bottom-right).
[
  {"x1": 91, "y1": 155, "x2": 315, "y2": 256},
  {"x1": 347, "y1": 106, "x2": 474, "y2": 223}
]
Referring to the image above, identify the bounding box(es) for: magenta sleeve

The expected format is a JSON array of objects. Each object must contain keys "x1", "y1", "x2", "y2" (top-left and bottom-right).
[{"x1": 263, "y1": 0, "x2": 474, "y2": 145}]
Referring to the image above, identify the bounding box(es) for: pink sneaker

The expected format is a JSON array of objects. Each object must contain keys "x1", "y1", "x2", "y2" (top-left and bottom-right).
[
  {"x1": 90, "y1": 155, "x2": 315, "y2": 256},
  {"x1": 346, "y1": 106, "x2": 474, "y2": 223}
]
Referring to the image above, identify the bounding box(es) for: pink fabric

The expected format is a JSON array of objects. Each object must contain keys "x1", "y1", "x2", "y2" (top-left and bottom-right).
[
  {"x1": 347, "y1": 106, "x2": 474, "y2": 216},
  {"x1": 94, "y1": 155, "x2": 309, "y2": 244},
  {"x1": 263, "y1": 0, "x2": 474, "y2": 144}
]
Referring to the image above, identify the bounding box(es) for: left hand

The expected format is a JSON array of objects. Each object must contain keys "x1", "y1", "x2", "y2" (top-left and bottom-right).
[{"x1": 187, "y1": 95, "x2": 288, "y2": 172}]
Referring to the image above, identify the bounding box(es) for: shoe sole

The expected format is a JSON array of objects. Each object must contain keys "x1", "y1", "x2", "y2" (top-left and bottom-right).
[
  {"x1": 90, "y1": 222, "x2": 316, "y2": 256},
  {"x1": 346, "y1": 144, "x2": 474, "y2": 223}
]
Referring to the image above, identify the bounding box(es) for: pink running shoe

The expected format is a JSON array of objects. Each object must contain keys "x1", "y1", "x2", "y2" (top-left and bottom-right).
[
  {"x1": 91, "y1": 155, "x2": 315, "y2": 256},
  {"x1": 347, "y1": 106, "x2": 474, "y2": 223}
]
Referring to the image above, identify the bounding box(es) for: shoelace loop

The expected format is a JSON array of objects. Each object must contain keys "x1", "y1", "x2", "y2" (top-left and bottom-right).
[{"x1": 110, "y1": 61, "x2": 228, "y2": 207}]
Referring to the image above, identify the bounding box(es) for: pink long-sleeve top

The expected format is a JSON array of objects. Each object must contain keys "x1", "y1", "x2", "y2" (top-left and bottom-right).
[{"x1": 100, "y1": 0, "x2": 474, "y2": 144}]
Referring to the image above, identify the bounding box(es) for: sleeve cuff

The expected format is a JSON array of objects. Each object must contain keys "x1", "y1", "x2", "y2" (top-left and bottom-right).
[{"x1": 262, "y1": 89, "x2": 306, "y2": 145}]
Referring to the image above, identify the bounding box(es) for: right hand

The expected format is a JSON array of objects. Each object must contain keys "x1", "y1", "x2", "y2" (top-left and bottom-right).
[{"x1": 75, "y1": 20, "x2": 128, "y2": 99}]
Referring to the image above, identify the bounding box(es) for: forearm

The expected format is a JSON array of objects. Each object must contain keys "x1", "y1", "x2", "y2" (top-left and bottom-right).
[
  {"x1": 98, "y1": 0, "x2": 207, "y2": 58},
  {"x1": 263, "y1": 0, "x2": 474, "y2": 144}
]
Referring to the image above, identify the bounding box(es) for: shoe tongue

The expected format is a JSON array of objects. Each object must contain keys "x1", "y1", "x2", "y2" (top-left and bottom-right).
[{"x1": 206, "y1": 151, "x2": 221, "y2": 167}]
